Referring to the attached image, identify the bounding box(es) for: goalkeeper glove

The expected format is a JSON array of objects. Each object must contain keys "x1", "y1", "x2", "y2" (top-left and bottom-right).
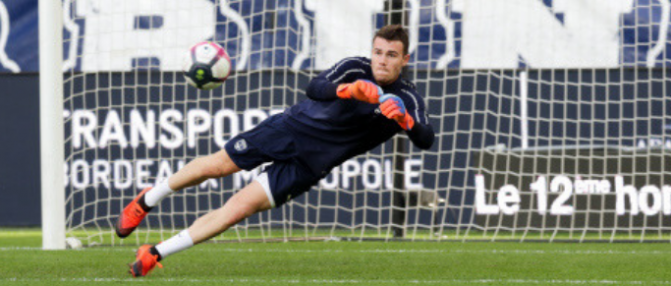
[
  {"x1": 336, "y1": 80, "x2": 383, "y2": 104},
  {"x1": 379, "y1": 94, "x2": 415, "y2": 131}
]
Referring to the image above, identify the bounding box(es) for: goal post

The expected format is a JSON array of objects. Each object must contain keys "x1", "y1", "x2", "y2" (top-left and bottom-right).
[{"x1": 39, "y1": 0, "x2": 65, "y2": 250}]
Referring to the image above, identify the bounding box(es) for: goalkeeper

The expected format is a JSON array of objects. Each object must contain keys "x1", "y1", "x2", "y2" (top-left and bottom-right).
[{"x1": 116, "y1": 24, "x2": 435, "y2": 277}]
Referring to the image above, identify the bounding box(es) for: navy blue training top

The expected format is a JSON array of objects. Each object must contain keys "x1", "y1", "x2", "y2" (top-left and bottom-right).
[{"x1": 284, "y1": 57, "x2": 435, "y2": 176}]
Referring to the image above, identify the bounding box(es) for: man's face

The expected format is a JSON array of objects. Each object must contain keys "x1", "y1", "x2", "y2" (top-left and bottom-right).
[{"x1": 371, "y1": 37, "x2": 410, "y2": 86}]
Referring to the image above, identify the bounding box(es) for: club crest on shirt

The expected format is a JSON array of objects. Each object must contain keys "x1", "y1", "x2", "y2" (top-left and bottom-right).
[{"x1": 234, "y1": 139, "x2": 247, "y2": 151}]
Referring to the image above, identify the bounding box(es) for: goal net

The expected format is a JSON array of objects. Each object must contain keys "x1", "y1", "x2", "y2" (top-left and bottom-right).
[{"x1": 59, "y1": 0, "x2": 671, "y2": 246}]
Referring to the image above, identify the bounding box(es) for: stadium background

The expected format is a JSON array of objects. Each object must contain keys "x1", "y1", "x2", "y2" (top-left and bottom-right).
[{"x1": 1, "y1": 0, "x2": 670, "y2": 228}]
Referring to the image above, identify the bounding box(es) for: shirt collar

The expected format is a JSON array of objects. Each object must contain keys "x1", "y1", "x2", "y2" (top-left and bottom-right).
[{"x1": 380, "y1": 75, "x2": 404, "y2": 92}]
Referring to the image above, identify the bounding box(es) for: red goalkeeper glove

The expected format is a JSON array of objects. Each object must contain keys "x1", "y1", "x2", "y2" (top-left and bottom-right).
[
  {"x1": 379, "y1": 94, "x2": 415, "y2": 130},
  {"x1": 336, "y1": 80, "x2": 383, "y2": 104}
]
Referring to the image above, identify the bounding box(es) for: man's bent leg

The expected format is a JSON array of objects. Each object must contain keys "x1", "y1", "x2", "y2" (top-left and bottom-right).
[
  {"x1": 144, "y1": 149, "x2": 241, "y2": 207},
  {"x1": 169, "y1": 149, "x2": 242, "y2": 191},
  {"x1": 117, "y1": 149, "x2": 242, "y2": 238}
]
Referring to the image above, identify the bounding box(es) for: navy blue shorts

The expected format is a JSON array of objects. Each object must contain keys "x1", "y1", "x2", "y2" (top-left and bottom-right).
[{"x1": 224, "y1": 114, "x2": 322, "y2": 207}]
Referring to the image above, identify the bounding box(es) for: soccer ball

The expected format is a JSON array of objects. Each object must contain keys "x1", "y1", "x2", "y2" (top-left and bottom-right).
[
  {"x1": 182, "y1": 41, "x2": 232, "y2": 90},
  {"x1": 65, "y1": 237, "x2": 83, "y2": 249}
]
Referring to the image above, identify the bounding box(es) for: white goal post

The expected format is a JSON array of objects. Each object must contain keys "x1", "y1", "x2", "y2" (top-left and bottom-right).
[
  {"x1": 39, "y1": 0, "x2": 65, "y2": 250},
  {"x1": 41, "y1": 0, "x2": 671, "y2": 248}
]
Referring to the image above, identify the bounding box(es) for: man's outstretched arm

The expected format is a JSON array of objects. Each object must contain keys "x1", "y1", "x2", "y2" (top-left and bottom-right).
[
  {"x1": 305, "y1": 75, "x2": 339, "y2": 101},
  {"x1": 305, "y1": 57, "x2": 382, "y2": 102},
  {"x1": 306, "y1": 75, "x2": 383, "y2": 103}
]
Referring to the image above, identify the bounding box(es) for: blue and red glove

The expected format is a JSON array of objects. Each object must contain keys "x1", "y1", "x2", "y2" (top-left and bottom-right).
[
  {"x1": 336, "y1": 80, "x2": 383, "y2": 104},
  {"x1": 379, "y1": 94, "x2": 415, "y2": 130}
]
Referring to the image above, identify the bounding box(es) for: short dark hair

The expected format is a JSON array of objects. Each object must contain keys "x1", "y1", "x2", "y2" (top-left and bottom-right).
[{"x1": 373, "y1": 25, "x2": 409, "y2": 55}]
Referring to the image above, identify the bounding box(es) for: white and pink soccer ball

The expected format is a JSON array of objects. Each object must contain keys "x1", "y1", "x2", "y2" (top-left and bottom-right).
[{"x1": 182, "y1": 41, "x2": 232, "y2": 90}]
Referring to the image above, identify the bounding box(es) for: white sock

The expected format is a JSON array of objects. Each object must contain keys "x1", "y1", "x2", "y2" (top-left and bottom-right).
[
  {"x1": 144, "y1": 180, "x2": 175, "y2": 207},
  {"x1": 155, "y1": 229, "x2": 194, "y2": 260}
]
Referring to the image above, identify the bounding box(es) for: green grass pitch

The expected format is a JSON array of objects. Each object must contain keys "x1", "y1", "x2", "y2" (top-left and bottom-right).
[{"x1": 2, "y1": 228, "x2": 671, "y2": 285}]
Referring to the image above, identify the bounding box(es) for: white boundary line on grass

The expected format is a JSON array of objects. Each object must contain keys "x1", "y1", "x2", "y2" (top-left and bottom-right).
[
  {"x1": 2, "y1": 247, "x2": 671, "y2": 255},
  {"x1": 210, "y1": 248, "x2": 671, "y2": 255},
  {"x1": 3, "y1": 277, "x2": 671, "y2": 284}
]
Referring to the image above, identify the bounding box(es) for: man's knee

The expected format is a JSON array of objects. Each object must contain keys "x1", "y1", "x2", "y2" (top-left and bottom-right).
[
  {"x1": 222, "y1": 181, "x2": 272, "y2": 224},
  {"x1": 200, "y1": 149, "x2": 241, "y2": 178},
  {"x1": 216, "y1": 197, "x2": 258, "y2": 229},
  {"x1": 225, "y1": 201, "x2": 256, "y2": 225}
]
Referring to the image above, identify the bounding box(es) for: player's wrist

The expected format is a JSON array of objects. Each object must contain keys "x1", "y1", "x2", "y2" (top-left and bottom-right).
[
  {"x1": 401, "y1": 113, "x2": 415, "y2": 130},
  {"x1": 336, "y1": 83, "x2": 353, "y2": 99}
]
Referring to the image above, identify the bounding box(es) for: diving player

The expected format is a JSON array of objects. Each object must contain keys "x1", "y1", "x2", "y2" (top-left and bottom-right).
[{"x1": 115, "y1": 24, "x2": 435, "y2": 277}]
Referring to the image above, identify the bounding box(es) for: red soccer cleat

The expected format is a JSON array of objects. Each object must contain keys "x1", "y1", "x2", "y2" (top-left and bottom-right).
[
  {"x1": 128, "y1": 244, "x2": 163, "y2": 277},
  {"x1": 115, "y1": 187, "x2": 152, "y2": 238}
]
